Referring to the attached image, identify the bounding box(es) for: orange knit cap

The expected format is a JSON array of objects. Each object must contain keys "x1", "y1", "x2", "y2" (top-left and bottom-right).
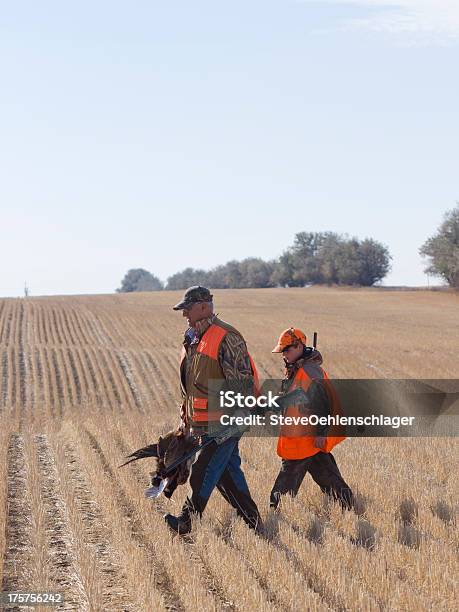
[{"x1": 272, "y1": 327, "x2": 307, "y2": 353}]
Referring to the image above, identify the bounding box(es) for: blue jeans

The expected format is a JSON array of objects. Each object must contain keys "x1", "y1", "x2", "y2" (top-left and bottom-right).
[{"x1": 184, "y1": 435, "x2": 261, "y2": 529}]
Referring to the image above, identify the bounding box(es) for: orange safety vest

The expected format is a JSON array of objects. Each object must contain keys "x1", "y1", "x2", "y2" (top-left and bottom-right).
[
  {"x1": 277, "y1": 363, "x2": 346, "y2": 460},
  {"x1": 180, "y1": 318, "x2": 260, "y2": 427}
]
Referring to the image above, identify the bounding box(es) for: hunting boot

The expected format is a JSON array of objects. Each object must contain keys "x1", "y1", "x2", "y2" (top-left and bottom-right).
[{"x1": 163, "y1": 497, "x2": 196, "y2": 535}]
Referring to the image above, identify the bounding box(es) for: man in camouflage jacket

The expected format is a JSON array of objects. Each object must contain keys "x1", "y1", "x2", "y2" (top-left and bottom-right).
[{"x1": 164, "y1": 286, "x2": 262, "y2": 535}]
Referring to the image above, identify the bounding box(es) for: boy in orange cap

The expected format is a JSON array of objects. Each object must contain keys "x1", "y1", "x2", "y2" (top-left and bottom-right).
[{"x1": 270, "y1": 328, "x2": 354, "y2": 510}]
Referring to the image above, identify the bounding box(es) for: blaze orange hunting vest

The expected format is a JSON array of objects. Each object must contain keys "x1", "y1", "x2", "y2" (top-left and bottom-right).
[
  {"x1": 277, "y1": 363, "x2": 346, "y2": 460},
  {"x1": 180, "y1": 318, "x2": 259, "y2": 428}
]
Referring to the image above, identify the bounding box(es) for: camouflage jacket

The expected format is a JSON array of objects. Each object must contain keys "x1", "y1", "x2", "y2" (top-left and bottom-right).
[{"x1": 181, "y1": 315, "x2": 254, "y2": 419}]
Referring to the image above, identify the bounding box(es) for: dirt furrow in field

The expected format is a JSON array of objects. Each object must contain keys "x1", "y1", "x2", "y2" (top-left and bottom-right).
[
  {"x1": 209, "y1": 514, "x2": 329, "y2": 612},
  {"x1": 87, "y1": 347, "x2": 118, "y2": 409},
  {"x1": 50, "y1": 306, "x2": 65, "y2": 345},
  {"x1": 143, "y1": 351, "x2": 175, "y2": 406},
  {"x1": 70, "y1": 308, "x2": 91, "y2": 346},
  {"x1": 137, "y1": 352, "x2": 167, "y2": 408},
  {"x1": 24, "y1": 350, "x2": 38, "y2": 428},
  {"x1": 81, "y1": 348, "x2": 104, "y2": 406},
  {"x1": 15, "y1": 302, "x2": 23, "y2": 348},
  {"x1": 16, "y1": 304, "x2": 28, "y2": 429},
  {"x1": 83, "y1": 311, "x2": 112, "y2": 348},
  {"x1": 0, "y1": 300, "x2": 5, "y2": 343},
  {"x1": 57, "y1": 428, "x2": 168, "y2": 611},
  {"x1": 51, "y1": 436, "x2": 150, "y2": 611},
  {"x1": 65, "y1": 349, "x2": 82, "y2": 405},
  {"x1": 8, "y1": 302, "x2": 17, "y2": 348},
  {"x1": 1, "y1": 433, "x2": 33, "y2": 594},
  {"x1": 78, "y1": 347, "x2": 107, "y2": 408},
  {"x1": 113, "y1": 431, "x2": 236, "y2": 611},
  {"x1": 0, "y1": 301, "x2": 9, "y2": 346},
  {"x1": 8, "y1": 348, "x2": 17, "y2": 410},
  {"x1": 1, "y1": 349, "x2": 8, "y2": 408},
  {"x1": 60, "y1": 308, "x2": 76, "y2": 346},
  {"x1": 94, "y1": 312, "x2": 116, "y2": 348},
  {"x1": 55, "y1": 307, "x2": 77, "y2": 356},
  {"x1": 115, "y1": 350, "x2": 143, "y2": 410},
  {"x1": 17, "y1": 348, "x2": 33, "y2": 431},
  {"x1": 105, "y1": 349, "x2": 135, "y2": 408},
  {"x1": 44, "y1": 307, "x2": 58, "y2": 346},
  {"x1": 99, "y1": 351, "x2": 125, "y2": 407},
  {"x1": 32, "y1": 348, "x2": 46, "y2": 422},
  {"x1": 23, "y1": 301, "x2": 34, "y2": 347},
  {"x1": 104, "y1": 311, "x2": 129, "y2": 347},
  {"x1": 112, "y1": 314, "x2": 142, "y2": 349},
  {"x1": 1, "y1": 303, "x2": 13, "y2": 346},
  {"x1": 128, "y1": 352, "x2": 154, "y2": 409},
  {"x1": 53, "y1": 348, "x2": 68, "y2": 407},
  {"x1": 268, "y1": 519, "x2": 371, "y2": 611},
  {"x1": 31, "y1": 434, "x2": 91, "y2": 610},
  {"x1": 49, "y1": 309, "x2": 62, "y2": 345},
  {"x1": 73, "y1": 348, "x2": 93, "y2": 406},
  {"x1": 0, "y1": 420, "x2": 10, "y2": 586},
  {"x1": 281, "y1": 496, "x2": 439, "y2": 609},
  {"x1": 58, "y1": 347, "x2": 77, "y2": 409},
  {"x1": 33, "y1": 304, "x2": 43, "y2": 345},
  {"x1": 18, "y1": 300, "x2": 28, "y2": 350},
  {"x1": 76, "y1": 423, "x2": 184, "y2": 611},
  {"x1": 42, "y1": 304, "x2": 52, "y2": 345},
  {"x1": 39, "y1": 348, "x2": 55, "y2": 418}
]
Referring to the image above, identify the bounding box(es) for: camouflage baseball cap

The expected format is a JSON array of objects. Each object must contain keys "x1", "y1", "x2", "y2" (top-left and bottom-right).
[{"x1": 173, "y1": 286, "x2": 213, "y2": 310}]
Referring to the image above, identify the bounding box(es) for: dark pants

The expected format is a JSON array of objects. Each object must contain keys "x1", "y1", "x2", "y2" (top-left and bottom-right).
[
  {"x1": 182, "y1": 435, "x2": 262, "y2": 530},
  {"x1": 270, "y1": 452, "x2": 354, "y2": 510}
]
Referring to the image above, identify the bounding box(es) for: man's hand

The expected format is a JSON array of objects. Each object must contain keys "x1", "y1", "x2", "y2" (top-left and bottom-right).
[{"x1": 314, "y1": 436, "x2": 326, "y2": 450}]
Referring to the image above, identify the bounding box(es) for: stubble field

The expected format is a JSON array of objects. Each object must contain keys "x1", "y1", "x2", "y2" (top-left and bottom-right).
[{"x1": 0, "y1": 287, "x2": 458, "y2": 611}]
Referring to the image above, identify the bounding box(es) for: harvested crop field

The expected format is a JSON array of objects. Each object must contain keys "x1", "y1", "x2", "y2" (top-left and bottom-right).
[{"x1": 0, "y1": 287, "x2": 458, "y2": 611}]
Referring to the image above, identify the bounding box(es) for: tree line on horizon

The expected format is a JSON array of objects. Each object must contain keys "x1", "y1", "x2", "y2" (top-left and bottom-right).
[
  {"x1": 116, "y1": 204, "x2": 459, "y2": 292},
  {"x1": 117, "y1": 231, "x2": 391, "y2": 292}
]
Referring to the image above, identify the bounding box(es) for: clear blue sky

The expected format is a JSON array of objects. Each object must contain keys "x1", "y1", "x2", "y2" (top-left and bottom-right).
[{"x1": 1, "y1": 0, "x2": 458, "y2": 297}]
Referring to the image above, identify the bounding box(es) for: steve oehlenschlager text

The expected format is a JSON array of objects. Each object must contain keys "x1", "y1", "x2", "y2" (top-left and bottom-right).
[{"x1": 188, "y1": 379, "x2": 459, "y2": 438}]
